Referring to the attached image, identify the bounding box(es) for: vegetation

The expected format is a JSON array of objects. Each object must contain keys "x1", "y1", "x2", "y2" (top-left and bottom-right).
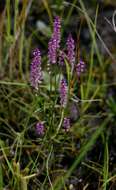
[{"x1": 0, "y1": 0, "x2": 116, "y2": 189}]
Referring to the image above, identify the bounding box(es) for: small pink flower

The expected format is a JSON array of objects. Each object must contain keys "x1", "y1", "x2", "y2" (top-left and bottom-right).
[
  {"x1": 36, "y1": 122, "x2": 44, "y2": 135},
  {"x1": 76, "y1": 60, "x2": 85, "y2": 77},
  {"x1": 63, "y1": 117, "x2": 70, "y2": 132}
]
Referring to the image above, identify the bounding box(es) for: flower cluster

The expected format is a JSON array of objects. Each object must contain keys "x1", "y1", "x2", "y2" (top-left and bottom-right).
[
  {"x1": 58, "y1": 50, "x2": 66, "y2": 66},
  {"x1": 76, "y1": 60, "x2": 85, "y2": 77},
  {"x1": 48, "y1": 16, "x2": 61, "y2": 64},
  {"x1": 53, "y1": 16, "x2": 61, "y2": 49},
  {"x1": 30, "y1": 48, "x2": 43, "y2": 90},
  {"x1": 63, "y1": 117, "x2": 70, "y2": 132},
  {"x1": 36, "y1": 122, "x2": 44, "y2": 135},
  {"x1": 66, "y1": 33, "x2": 75, "y2": 70},
  {"x1": 60, "y1": 78, "x2": 68, "y2": 108}
]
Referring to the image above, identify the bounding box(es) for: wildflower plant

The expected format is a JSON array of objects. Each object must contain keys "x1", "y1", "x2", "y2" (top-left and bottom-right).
[
  {"x1": 30, "y1": 16, "x2": 86, "y2": 136},
  {"x1": 1, "y1": 1, "x2": 114, "y2": 189}
]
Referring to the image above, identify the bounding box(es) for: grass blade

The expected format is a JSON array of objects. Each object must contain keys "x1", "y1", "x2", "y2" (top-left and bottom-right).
[
  {"x1": 51, "y1": 118, "x2": 109, "y2": 190},
  {"x1": 0, "y1": 163, "x2": 3, "y2": 190},
  {"x1": 103, "y1": 138, "x2": 109, "y2": 190}
]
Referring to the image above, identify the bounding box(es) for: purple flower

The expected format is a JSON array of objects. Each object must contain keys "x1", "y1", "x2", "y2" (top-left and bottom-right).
[
  {"x1": 58, "y1": 50, "x2": 66, "y2": 66},
  {"x1": 48, "y1": 16, "x2": 61, "y2": 64},
  {"x1": 76, "y1": 60, "x2": 85, "y2": 77},
  {"x1": 53, "y1": 16, "x2": 61, "y2": 49},
  {"x1": 32, "y1": 48, "x2": 41, "y2": 57},
  {"x1": 60, "y1": 78, "x2": 68, "y2": 108},
  {"x1": 70, "y1": 103, "x2": 79, "y2": 121},
  {"x1": 48, "y1": 37, "x2": 57, "y2": 64},
  {"x1": 66, "y1": 34, "x2": 75, "y2": 70},
  {"x1": 30, "y1": 48, "x2": 43, "y2": 89},
  {"x1": 63, "y1": 117, "x2": 70, "y2": 132},
  {"x1": 36, "y1": 122, "x2": 44, "y2": 135}
]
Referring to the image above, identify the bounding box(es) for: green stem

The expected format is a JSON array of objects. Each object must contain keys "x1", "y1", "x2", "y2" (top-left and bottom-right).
[{"x1": 51, "y1": 109, "x2": 64, "y2": 140}]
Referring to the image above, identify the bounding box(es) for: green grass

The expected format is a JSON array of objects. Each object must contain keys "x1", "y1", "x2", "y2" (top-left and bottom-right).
[{"x1": 0, "y1": 0, "x2": 116, "y2": 189}]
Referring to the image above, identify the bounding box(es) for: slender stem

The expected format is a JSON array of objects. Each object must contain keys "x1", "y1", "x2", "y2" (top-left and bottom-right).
[
  {"x1": 6, "y1": 0, "x2": 11, "y2": 37},
  {"x1": 46, "y1": 145, "x2": 53, "y2": 190},
  {"x1": 14, "y1": 0, "x2": 19, "y2": 35},
  {"x1": 51, "y1": 109, "x2": 64, "y2": 140}
]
